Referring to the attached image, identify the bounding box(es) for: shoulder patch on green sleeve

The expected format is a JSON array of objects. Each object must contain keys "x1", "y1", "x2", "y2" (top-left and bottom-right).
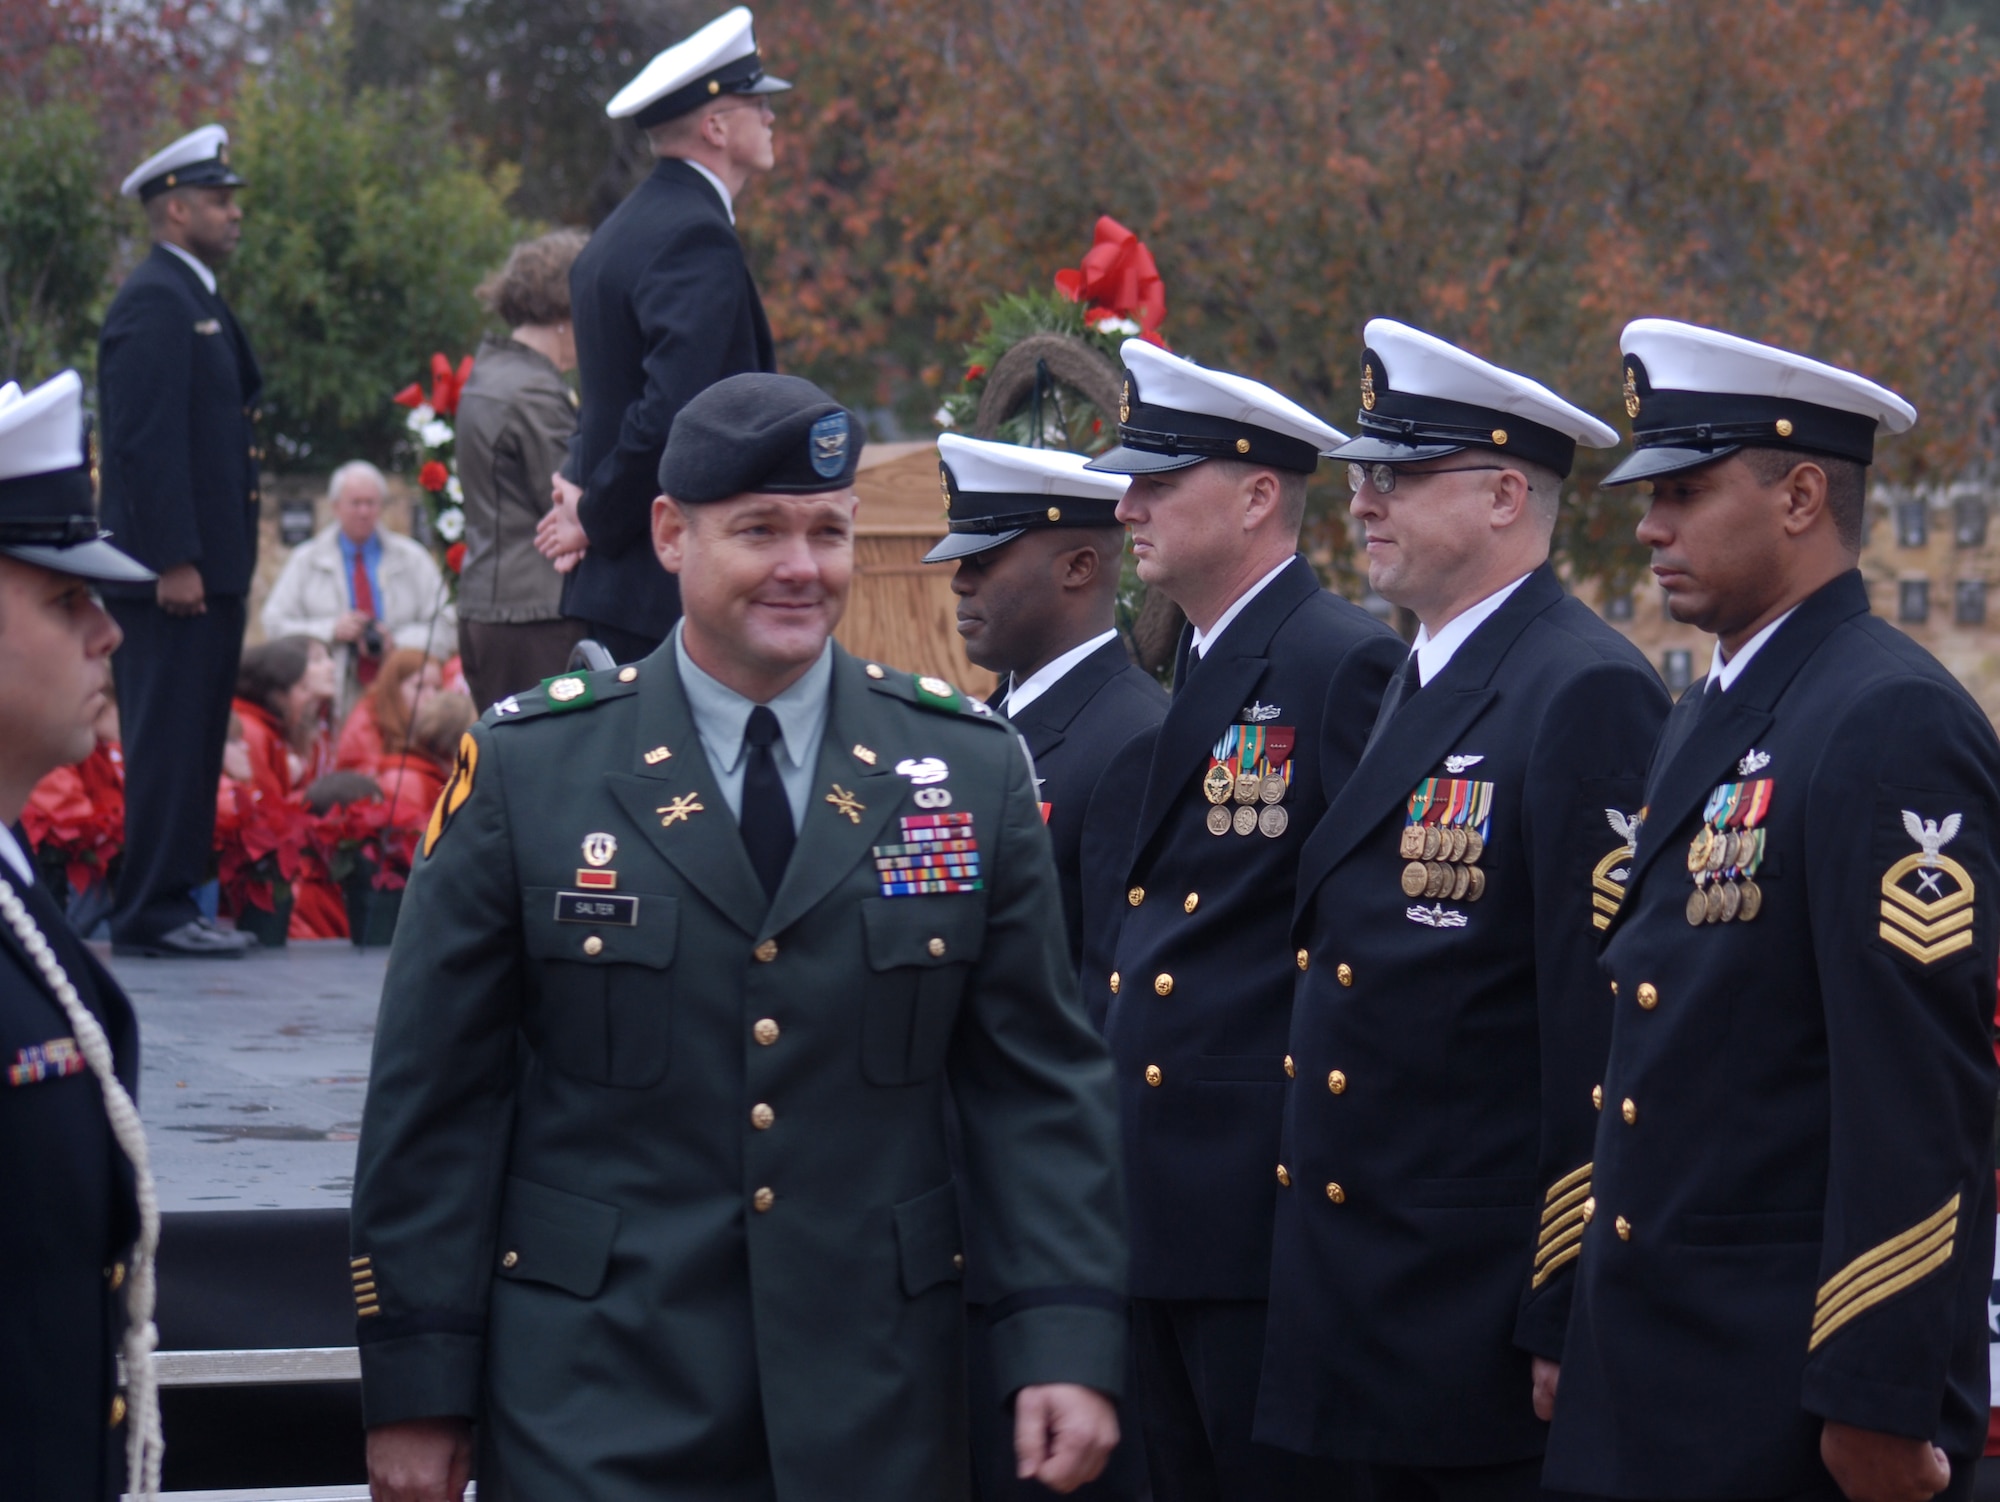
[{"x1": 485, "y1": 666, "x2": 641, "y2": 727}]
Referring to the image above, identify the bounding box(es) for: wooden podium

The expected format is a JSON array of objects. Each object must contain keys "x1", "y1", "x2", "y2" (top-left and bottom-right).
[{"x1": 837, "y1": 440, "x2": 1000, "y2": 702}]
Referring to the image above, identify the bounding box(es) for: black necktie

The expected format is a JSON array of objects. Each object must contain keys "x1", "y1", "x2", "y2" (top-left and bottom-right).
[
  {"x1": 740, "y1": 706, "x2": 795, "y2": 899},
  {"x1": 1366, "y1": 652, "x2": 1423, "y2": 749}
]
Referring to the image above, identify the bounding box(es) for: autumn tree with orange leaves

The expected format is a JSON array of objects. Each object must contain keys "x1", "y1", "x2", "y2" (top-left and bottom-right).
[{"x1": 735, "y1": 0, "x2": 2000, "y2": 586}]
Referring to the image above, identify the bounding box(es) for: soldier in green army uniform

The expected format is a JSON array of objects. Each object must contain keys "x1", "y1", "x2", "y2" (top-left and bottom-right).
[{"x1": 352, "y1": 373, "x2": 1128, "y2": 1501}]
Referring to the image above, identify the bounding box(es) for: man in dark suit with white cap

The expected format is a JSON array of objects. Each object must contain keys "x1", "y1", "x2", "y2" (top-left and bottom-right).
[
  {"x1": 1252, "y1": 320, "x2": 1669, "y2": 1502},
  {"x1": 1542, "y1": 322, "x2": 1998, "y2": 1502},
  {"x1": 97, "y1": 123, "x2": 261, "y2": 957},
  {"x1": 538, "y1": 5, "x2": 785, "y2": 661},
  {"x1": 1079, "y1": 340, "x2": 1403, "y2": 1500},
  {"x1": 0, "y1": 370, "x2": 166, "y2": 1499},
  {"x1": 926, "y1": 433, "x2": 1164, "y2": 1502}
]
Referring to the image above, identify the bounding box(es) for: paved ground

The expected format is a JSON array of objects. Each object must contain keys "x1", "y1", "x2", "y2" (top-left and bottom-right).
[{"x1": 102, "y1": 940, "x2": 384, "y2": 1213}]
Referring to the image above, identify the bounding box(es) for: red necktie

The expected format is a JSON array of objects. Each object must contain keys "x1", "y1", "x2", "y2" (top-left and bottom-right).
[{"x1": 351, "y1": 548, "x2": 379, "y2": 685}]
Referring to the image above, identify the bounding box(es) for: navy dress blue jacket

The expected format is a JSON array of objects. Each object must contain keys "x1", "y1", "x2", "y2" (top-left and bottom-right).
[
  {"x1": 0, "y1": 865, "x2": 139, "y2": 1500},
  {"x1": 1545, "y1": 570, "x2": 2000, "y2": 1496},
  {"x1": 1003, "y1": 637, "x2": 1169, "y2": 979},
  {"x1": 1254, "y1": 566, "x2": 1669, "y2": 1465},
  {"x1": 96, "y1": 245, "x2": 262, "y2": 597},
  {"x1": 564, "y1": 159, "x2": 777, "y2": 641},
  {"x1": 1093, "y1": 556, "x2": 1403, "y2": 1299}
]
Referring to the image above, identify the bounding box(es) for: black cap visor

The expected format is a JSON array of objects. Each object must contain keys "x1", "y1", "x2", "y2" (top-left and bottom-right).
[
  {"x1": 0, "y1": 537, "x2": 157, "y2": 584},
  {"x1": 1083, "y1": 442, "x2": 1207, "y2": 476},
  {"x1": 1329, "y1": 434, "x2": 1466, "y2": 466},
  {"x1": 923, "y1": 528, "x2": 1023, "y2": 564},
  {"x1": 1600, "y1": 443, "x2": 1746, "y2": 487}
]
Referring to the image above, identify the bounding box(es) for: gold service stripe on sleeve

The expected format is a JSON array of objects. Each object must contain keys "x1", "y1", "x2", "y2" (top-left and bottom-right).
[
  {"x1": 1532, "y1": 1237, "x2": 1583, "y2": 1289},
  {"x1": 1542, "y1": 1180, "x2": 1592, "y2": 1226},
  {"x1": 1544, "y1": 1162, "x2": 1593, "y2": 1204},
  {"x1": 1815, "y1": 1193, "x2": 1960, "y2": 1312}
]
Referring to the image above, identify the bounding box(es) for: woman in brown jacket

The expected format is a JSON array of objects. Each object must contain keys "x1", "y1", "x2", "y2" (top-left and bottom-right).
[{"x1": 454, "y1": 230, "x2": 590, "y2": 710}]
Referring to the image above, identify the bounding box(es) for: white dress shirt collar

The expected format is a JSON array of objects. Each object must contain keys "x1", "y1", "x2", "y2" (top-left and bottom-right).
[
  {"x1": 1004, "y1": 629, "x2": 1118, "y2": 717},
  {"x1": 160, "y1": 240, "x2": 217, "y2": 295},
  {"x1": 1409, "y1": 572, "x2": 1533, "y2": 686},
  {"x1": 686, "y1": 160, "x2": 735, "y2": 224},
  {"x1": 1707, "y1": 607, "x2": 1798, "y2": 693},
  {"x1": 1192, "y1": 556, "x2": 1295, "y2": 659}
]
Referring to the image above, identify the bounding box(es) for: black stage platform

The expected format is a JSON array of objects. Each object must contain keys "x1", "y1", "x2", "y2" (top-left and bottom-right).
[{"x1": 115, "y1": 940, "x2": 382, "y2": 1495}]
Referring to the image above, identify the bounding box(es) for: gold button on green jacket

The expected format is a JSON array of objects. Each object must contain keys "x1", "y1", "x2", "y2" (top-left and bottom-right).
[{"x1": 350, "y1": 643, "x2": 1127, "y2": 1500}]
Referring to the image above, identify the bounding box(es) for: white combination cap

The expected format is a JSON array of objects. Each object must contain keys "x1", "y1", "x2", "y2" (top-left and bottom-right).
[
  {"x1": 1337, "y1": 319, "x2": 1618, "y2": 478},
  {"x1": 607, "y1": 7, "x2": 791, "y2": 129},
  {"x1": 926, "y1": 435, "x2": 1129, "y2": 562},
  {"x1": 0, "y1": 372, "x2": 153, "y2": 582},
  {"x1": 1086, "y1": 339, "x2": 1347, "y2": 476},
  {"x1": 1606, "y1": 318, "x2": 1917, "y2": 485},
  {"x1": 120, "y1": 124, "x2": 243, "y2": 201}
]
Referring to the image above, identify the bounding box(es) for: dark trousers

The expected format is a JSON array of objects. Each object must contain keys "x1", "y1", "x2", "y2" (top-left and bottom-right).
[
  {"x1": 107, "y1": 593, "x2": 244, "y2": 943},
  {"x1": 1374, "y1": 1459, "x2": 1544, "y2": 1502},
  {"x1": 1551, "y1": 1454, "x2": 1980, "y2": 1502},
  {"x1": 966, "y1": 1302, "x2": 1146, "y2": 1501},
  {"x1": 572, "y1": 616, "x2": 661, "y2": 666},
  {"x1": 459, "y1": 617, "x2": 589, "y2": 712},
  {"x1": 1133, "y1": 1296, "x2": 1367, "y2": 1502}
]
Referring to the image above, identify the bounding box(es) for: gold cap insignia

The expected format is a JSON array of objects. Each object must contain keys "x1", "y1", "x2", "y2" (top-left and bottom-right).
[
  {"x1": 1119, "y1": 380, "x2": 1131, "y2": 425},
  {"x1": 1623, "y1": 366, "x2": 1640, "y2": 419},
  {"x1": 1491, "y1": 429, "x2": 1508, "y2": 446},
  {"x1": 1361, "y1": 363, "x2": 1376, "y2": 412},
  {"x1": 939, "y1": 466, "x2": 951, "y2": 513},
  {"x1": 1775, "y1": 418, "x2": 1794, "y2": 438}
]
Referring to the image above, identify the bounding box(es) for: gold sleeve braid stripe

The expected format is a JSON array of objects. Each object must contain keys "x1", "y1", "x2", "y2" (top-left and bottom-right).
[
  {"x1": 1533, "y1": 1162, "x2": 1592, "y2": 1289},
  {"x1": 351, "y1": 1254, "x2": 381, "y2": 1318},
  {"x1": 1809, "y1": 1193, "x2": 1959, "y2": 1352}
]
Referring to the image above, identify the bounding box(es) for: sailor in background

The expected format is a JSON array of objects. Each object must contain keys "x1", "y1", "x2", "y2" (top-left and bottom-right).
[
  {"x1": 925, "y1": 433, "x2": 1164, "y2": 1502},
  {"x1": 1253, "y1": 321, "x2": 1669, "y2": 1502},
  {"x1": 0, "y1": 371, "x2": 165, "y2": 1500},
  {"x1": 928, "y1": 433, "x2": 1167, "y2": 981},
  {"x1": 538, "y1": 5, "x2": 784, "y2": 661},
  {"x1": 1542, "y1": 322, "x2": 1998, "y2": 1502},
  {"x1": 1081, "y1": 339, "x2": 1403, "y2": 1500},
  {"x1": 354, "y1": 374, "x2": 1126, "y2": 1502},
  {"x1": 97, "y1": 124, "x2": 261, "y2": 958}
]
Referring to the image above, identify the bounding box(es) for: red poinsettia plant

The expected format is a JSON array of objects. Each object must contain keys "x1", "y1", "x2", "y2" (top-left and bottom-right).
[
  {"x1": 312, "y1": 796, "x2": 421, "y2": 893},
  {"x1": 214, "y1": 780, "x2": 322, "y2": 917},
  {"x1": 20, "y1": 743, "x2": 125, "y2": 895}
]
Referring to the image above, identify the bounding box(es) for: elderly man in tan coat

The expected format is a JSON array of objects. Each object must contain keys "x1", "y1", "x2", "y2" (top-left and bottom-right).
[{"x1": 262, "y1": 460, "x2": 457, "y2": 712}]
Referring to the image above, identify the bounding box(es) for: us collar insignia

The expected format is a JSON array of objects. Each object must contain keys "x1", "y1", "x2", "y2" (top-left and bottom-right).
[
  {"x1": 1361, "y1": 363, "x2": 1377, "y2": 412},
  {"x1": 810, "y1": 412, "x2": 850, "y2": 478},
  {"x1": 655, "y1": 792, "x2": 704, "y2": 828},
  {"x1": 1623, "y1": 366, "x2": 1640, "y2": 419},
  {"x1": 1881, "y1": 810, "x2": 1975, "y2": 965}
]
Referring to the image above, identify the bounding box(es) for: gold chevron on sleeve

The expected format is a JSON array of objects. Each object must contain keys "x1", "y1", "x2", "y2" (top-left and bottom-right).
[
  {"x1": 1878, "y1": 854, "x2": 1975, "y2": 966},
  {"x1": 1532, "y1": 1162, "x2": 1593, "y2": 1288},
  {"x1": 1809, "y1": 1193, "x2": 1960, "y2": 1351},
  {"x1": 1591, "y1": 849, "x2": 1629, "y2": 931}
]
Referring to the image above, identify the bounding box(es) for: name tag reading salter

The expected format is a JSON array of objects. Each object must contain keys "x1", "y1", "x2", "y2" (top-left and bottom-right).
[{"x1": 554, "y1": 892, "x2": 640, "y2": 926}]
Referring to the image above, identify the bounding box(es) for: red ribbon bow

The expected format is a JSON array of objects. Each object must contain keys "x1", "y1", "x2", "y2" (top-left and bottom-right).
[
  {"x1": 1054, "y1": 216, "x2": 1168, "y2": 345},
  {"x1": 392, "y1": 353, "x2": 475, "y2": 416}
]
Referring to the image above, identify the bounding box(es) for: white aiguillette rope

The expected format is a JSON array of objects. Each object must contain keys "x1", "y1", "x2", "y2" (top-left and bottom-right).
[{"x1": 0, "y1": 875, "x2": 162, "y2": 1499}]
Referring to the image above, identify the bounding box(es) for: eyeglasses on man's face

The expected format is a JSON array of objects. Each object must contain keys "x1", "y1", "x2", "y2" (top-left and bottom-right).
[{"x1": 1346, "y1": 461, "x2": 1506, "y2": 496}]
